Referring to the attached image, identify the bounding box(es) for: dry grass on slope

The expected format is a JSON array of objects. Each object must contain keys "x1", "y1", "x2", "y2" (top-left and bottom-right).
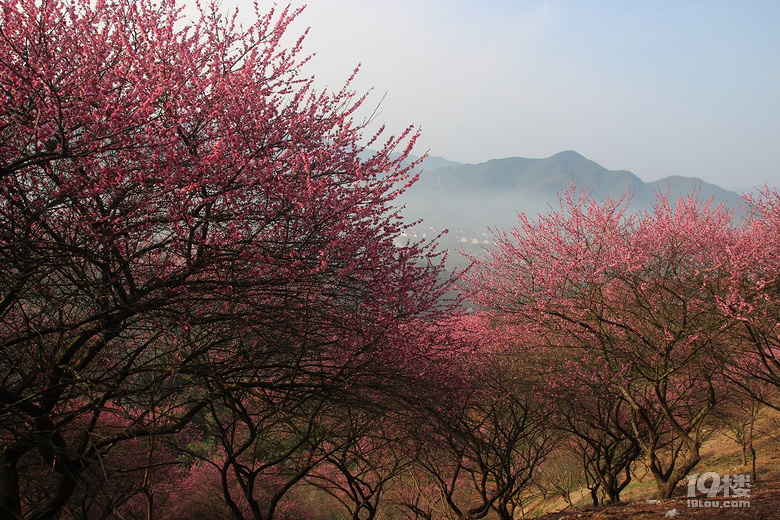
[{"x1": 530, "y1": 408, "x2": 780, "y2": 519}]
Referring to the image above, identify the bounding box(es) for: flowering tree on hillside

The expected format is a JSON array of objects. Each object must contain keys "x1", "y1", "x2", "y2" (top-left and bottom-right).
[
  {"x1": 414, "y1": 342, "x2": 558, "y2": 520},
  {"x1": 550, "y1": 372, "x2": 641, "y2": 505},
  {"x1": 465, "y1": 189, "x2": 740, "y2": 499},
  {"x1": 0, "y1": 0, "x2": 456, "y2": 517},
  {"x1": 305, "y1": 407, "x2": 413, "y2": 520},
  {"x1": 720, "y1": 187, "x2": 780, "y2": 410}
]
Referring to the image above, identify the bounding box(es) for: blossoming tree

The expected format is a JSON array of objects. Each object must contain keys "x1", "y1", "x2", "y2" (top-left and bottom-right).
[
  {"x1": 465, "y1": 189, "x2": 740, "y2": 499},
  {"x1": 0, "y1": 0, "x2": 455, "y2": 517}
]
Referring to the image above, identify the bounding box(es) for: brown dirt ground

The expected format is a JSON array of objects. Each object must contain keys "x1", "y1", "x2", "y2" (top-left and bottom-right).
[
  {"x1": 533, "y1": 485, "x2": 780, "y2": 520},
  {"x1": 529, "y1": 409, "x2": 780, "y2": 519}
]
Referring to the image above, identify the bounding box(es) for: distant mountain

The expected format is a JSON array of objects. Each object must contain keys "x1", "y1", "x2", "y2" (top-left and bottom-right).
[
  {"x1": 415, "y1": 155, "x2": 461, "y2": 171},
  {"x1": 411, "y1": 150, "x2": 740, "y2": 208},
  {"x1": 648, "y1": 175, "x2": 742, "y2": 207},
  {"x1": 397, "y1": 150, "x2": 744, "y2": 267}
]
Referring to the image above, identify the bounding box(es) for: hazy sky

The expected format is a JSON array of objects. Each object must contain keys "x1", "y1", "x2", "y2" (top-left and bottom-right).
[{"x1": 224, "y1": 1, "x2": 780, "y2": 188}]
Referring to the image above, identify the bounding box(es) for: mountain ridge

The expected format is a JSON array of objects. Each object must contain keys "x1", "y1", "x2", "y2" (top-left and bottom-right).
[
  {"x1": 407, "y1": 150, "x2": 740, "y2": 212},
  {"x1": 398, "y1": 150, "x2": 743, "y2": 266},
  {"x1": 413, "y1": 150, "x2": 737, "y2": 200}
]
